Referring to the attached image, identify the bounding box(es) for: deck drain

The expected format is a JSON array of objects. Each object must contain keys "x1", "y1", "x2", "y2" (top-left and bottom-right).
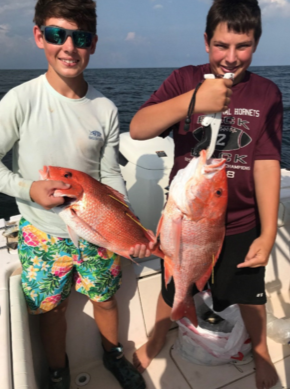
[{"x1": 75, "y1": 372, "x2": 90, "y2": 386}]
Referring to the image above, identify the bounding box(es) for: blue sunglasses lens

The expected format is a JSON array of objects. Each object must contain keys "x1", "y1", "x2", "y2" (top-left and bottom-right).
[
  {"x1": 44, "y1": 27, "x2": 66, "y2": 45},
  {"x1": 43, "y1": 27, "x2": 93, "y2": 48},
  {"x1": 72, "y1": 31, "x2": 93, "y2": 48}
]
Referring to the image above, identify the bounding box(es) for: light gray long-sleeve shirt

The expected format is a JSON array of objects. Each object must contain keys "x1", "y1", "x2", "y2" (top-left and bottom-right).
[{"x1": 0, "y1": 74, "x2": 128, "y2": 237}]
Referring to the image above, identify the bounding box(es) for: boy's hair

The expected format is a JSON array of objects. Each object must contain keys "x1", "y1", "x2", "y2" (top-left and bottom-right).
[
  {"x1": 33, "y1": 0, "x2": 97, "y2": 34},
  {"x1": 205, "y1": 0, "x2": 262, "y2": 43}
]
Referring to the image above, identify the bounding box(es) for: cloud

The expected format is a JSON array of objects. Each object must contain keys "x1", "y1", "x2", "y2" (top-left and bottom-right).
[
  {"x1": 153, "y1": 4, "x2": 164, "y2": 9},
  {"x1": 124, "y1": 32, "x2": 149, "y2": 47},
  {"x1": 125, "y1": 32, "x2": 136, "y2": 41},
  {"x1": 260, "y1": 0, "x2": 290, "y2": 16},
  {"x1": 0, "y1": 1, "x2": 32, "y2": 16},
  {"x1": 197, "y1": 0, "x2": 290, "y2": 16},
  {"x1": 0, "y1": 24, "x2": 9, "y2": 32}
]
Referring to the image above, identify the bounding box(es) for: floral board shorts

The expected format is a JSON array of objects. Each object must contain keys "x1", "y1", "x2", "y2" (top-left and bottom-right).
[{"x1": 18, "y1": 217, "x2": 122, "y2": 315}]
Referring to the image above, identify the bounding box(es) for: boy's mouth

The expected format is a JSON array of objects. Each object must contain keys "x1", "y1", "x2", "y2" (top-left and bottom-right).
[
  {"x1": 60, "y1": 58, "x2": 79, "y2": 66},
  {"x1": 220, "y1": 65, "x2": 239, "y2": 74}
]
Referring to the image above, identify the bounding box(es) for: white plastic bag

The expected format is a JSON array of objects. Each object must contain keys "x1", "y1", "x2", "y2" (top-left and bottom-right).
[{"x1": 174, "y1": 290, "x2": 252, "y2": 365}]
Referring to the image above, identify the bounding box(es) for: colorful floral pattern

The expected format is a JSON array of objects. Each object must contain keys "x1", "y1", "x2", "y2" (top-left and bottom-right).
[{"x1": 18, "y1": 218, "x2": 122, "y2": 314}]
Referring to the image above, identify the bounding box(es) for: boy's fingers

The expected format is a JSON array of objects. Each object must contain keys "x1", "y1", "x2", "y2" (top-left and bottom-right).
[
  {"x1": 49, "y1": 180, "x2": 71, "y2": 190},
  {"x1": 224, "y1": 78, "x2": 233, "y2": 87},
  {"x1": 237, "y1": 260, "x2": 259, "y2": 268},
  {"x1": 148, "y1": 241, "x2": 156, "y2": 250}
]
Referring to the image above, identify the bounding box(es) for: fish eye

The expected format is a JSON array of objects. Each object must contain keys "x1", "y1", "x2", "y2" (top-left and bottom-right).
[
  {"x1": 64, "y1": 172, "x2": 72, "y2": 178},
  {"x1": 215, "y1": 189, "x2": 223, "y2": 197}
]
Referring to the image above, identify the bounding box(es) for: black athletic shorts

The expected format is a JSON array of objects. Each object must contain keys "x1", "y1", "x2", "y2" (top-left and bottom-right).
[{"x1": 161, "y1": 225, "x2": 266, "y2": 312}]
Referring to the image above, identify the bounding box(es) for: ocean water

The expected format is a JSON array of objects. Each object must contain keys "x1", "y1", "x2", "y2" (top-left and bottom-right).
[{"x1": 0, "y1": 66, "x2": 290, "y2": 220}]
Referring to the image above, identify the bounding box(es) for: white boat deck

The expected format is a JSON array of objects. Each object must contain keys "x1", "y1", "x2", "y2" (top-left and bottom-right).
[{"x1": 67, "y1": 330, "x2": 290, "y2": 389}]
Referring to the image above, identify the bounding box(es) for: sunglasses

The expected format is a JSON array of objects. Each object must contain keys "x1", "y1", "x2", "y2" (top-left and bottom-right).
[{"x1": 40, "y1": 26, "x2": 94, "y2": 48}]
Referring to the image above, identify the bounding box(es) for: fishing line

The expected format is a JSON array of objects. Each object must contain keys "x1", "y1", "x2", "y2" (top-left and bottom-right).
[{"x1": 184, "y1": 82, "x2": 203, "y2": 132}]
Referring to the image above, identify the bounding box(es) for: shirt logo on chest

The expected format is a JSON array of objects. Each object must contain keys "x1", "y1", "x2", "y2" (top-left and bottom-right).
[
  {"x1": 192, "y1": 125, "x2": 252, "y2": 152},
  {"x1": 89, "y1": 131, "x2": 102, "y2": 140}
]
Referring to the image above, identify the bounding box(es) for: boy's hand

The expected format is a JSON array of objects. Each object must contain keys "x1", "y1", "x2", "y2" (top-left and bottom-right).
[
  {"x1": 195, "y1": 78, "x2": 233, "y2": 114},
  {"x1": 30, "y1": 180, "x2": 71, "y2": 210},
  {"x1": 129, "y1": 240, "x2": 156, "y2": 259},
  {"x1": 237, "y1": 235, "x2": 273, "y2": 268}
]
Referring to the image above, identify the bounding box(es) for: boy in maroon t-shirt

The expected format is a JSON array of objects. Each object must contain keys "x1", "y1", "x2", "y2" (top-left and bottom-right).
[{"x1": 130, "y1": 0, "x2": 283, "y2": 388}]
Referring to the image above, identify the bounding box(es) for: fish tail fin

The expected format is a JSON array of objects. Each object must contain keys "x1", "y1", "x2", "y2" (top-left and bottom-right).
[{"x1": 171, "y1": 298, "x2": 198, "y2": 327}]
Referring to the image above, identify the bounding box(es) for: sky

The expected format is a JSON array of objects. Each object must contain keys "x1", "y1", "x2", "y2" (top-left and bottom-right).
[{"x1": 0, "y1": 0, "x2": 289, "y2": 69}]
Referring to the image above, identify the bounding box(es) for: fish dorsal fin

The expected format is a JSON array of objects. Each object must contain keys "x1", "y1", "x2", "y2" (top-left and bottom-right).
[{"x1": 67, "y1": 225, "x2": 79, "y2": 248}]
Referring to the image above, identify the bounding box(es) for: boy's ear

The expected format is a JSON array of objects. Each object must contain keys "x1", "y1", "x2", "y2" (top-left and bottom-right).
[
  {"x1": 90, "y1": 35, "x2": 98, "y2": 54},
  {"x1": 33, "y1": 25, "x2": 45, "y2": 49},
  {"x1": 204, "y1": 32, "x2": 210, "y2": 53}
]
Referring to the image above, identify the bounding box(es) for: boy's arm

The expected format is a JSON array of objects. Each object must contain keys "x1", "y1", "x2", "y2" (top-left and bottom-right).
[
  {"x1": 0, "y1": 90, "x2": 71, "y2": 210},
  {"x1": 237, "y1": 159, "x2": 280, "y2": 268},
  {"x1": 130, "y1": 78, "x2": 232, "y2": 140},
  {"x1": 0, "y1": 90, "x2": 33, "y2": 201}
]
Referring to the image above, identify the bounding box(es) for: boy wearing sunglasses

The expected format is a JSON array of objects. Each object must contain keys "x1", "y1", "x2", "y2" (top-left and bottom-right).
[
  {"x1": 0, "y1": 1, "x2": 151, "y2": 389},
  {"x1": 130, "y1": 0, "x2": 282, "y2": 389}
]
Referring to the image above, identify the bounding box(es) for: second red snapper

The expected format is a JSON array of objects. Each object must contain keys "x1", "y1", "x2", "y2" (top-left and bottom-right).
[
  {"x1": 157, "y1": 150, "x2": 227, "y2": 326},
  {"x1": 39, "y1": 166, "x2": 164, "y2": 260}
]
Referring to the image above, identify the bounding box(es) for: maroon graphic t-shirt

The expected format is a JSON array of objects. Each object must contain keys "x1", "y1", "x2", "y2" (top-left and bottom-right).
[{"x1": 141, "y1": 64, "x2": 283, "y2": 235}]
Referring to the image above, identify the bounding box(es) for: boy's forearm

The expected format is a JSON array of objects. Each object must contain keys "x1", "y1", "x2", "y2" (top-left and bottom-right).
[
  {"x1": 130, "y1": 78, "x2": 232, "y2": 140},
  {"x1": 254, "y1": 159, "x2": 280, "y2": 245},
  {"x1": 0, "y1": 160, "x2": 33, "y2": 201},
  {"x1": 130, "y1": 90, "x2": 195, "y2": 140}
]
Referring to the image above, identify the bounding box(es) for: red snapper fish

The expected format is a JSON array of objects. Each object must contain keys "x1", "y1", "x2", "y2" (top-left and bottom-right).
[
  {"x1": 157, "y1": 149, "x2": 227, "y2": 326},
  {"x1": 39, "y1": 166, "x2": 164, "y2": 260}
]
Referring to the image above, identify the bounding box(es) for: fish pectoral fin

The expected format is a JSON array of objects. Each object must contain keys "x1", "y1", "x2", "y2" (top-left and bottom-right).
[
  {"x1": 156, "y1": 214, "x2": 164, "y2": 239},
  {"x1": 164, "y1": 255, "x2": 174, "y2": 286},
  {"x1": 67, "y1": 226, "x2": 80, "y2": 248}
]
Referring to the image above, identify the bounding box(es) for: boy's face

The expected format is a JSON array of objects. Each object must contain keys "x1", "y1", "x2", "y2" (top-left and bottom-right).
[
  {"x1": 33, "y1": 18, "x2": 98, "y2": 83},
  {"x1": 204, "y1": 22, "x2": 258, "y2": 85}
]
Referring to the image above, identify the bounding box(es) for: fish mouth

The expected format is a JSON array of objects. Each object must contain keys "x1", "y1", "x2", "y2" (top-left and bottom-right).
[
  {"x1": 38, "y1": 166, "x2": 77, "y2": 205},
  {"x1": 202, "y1": 158, "x2": 226, "y2": 177},
  {"x1": 60, "y1": 196, "x2": 77, "y2": 207},
  {"x1": 53, "y1": 191, "x2": 77, "y2": 207}
]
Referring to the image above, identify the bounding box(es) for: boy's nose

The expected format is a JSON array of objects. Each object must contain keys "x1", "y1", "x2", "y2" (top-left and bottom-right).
[
  {"x1": 225, "y1": 48, "x2": 237, "y2": 64},
  {"x1": 62, "y1": 36, "x2": 76, "y2": 52}
]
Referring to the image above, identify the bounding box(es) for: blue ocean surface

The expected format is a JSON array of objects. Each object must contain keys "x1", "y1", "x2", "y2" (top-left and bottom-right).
[{"x1": 0, "y1": 66, "x2": 289, "y2": 220}]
